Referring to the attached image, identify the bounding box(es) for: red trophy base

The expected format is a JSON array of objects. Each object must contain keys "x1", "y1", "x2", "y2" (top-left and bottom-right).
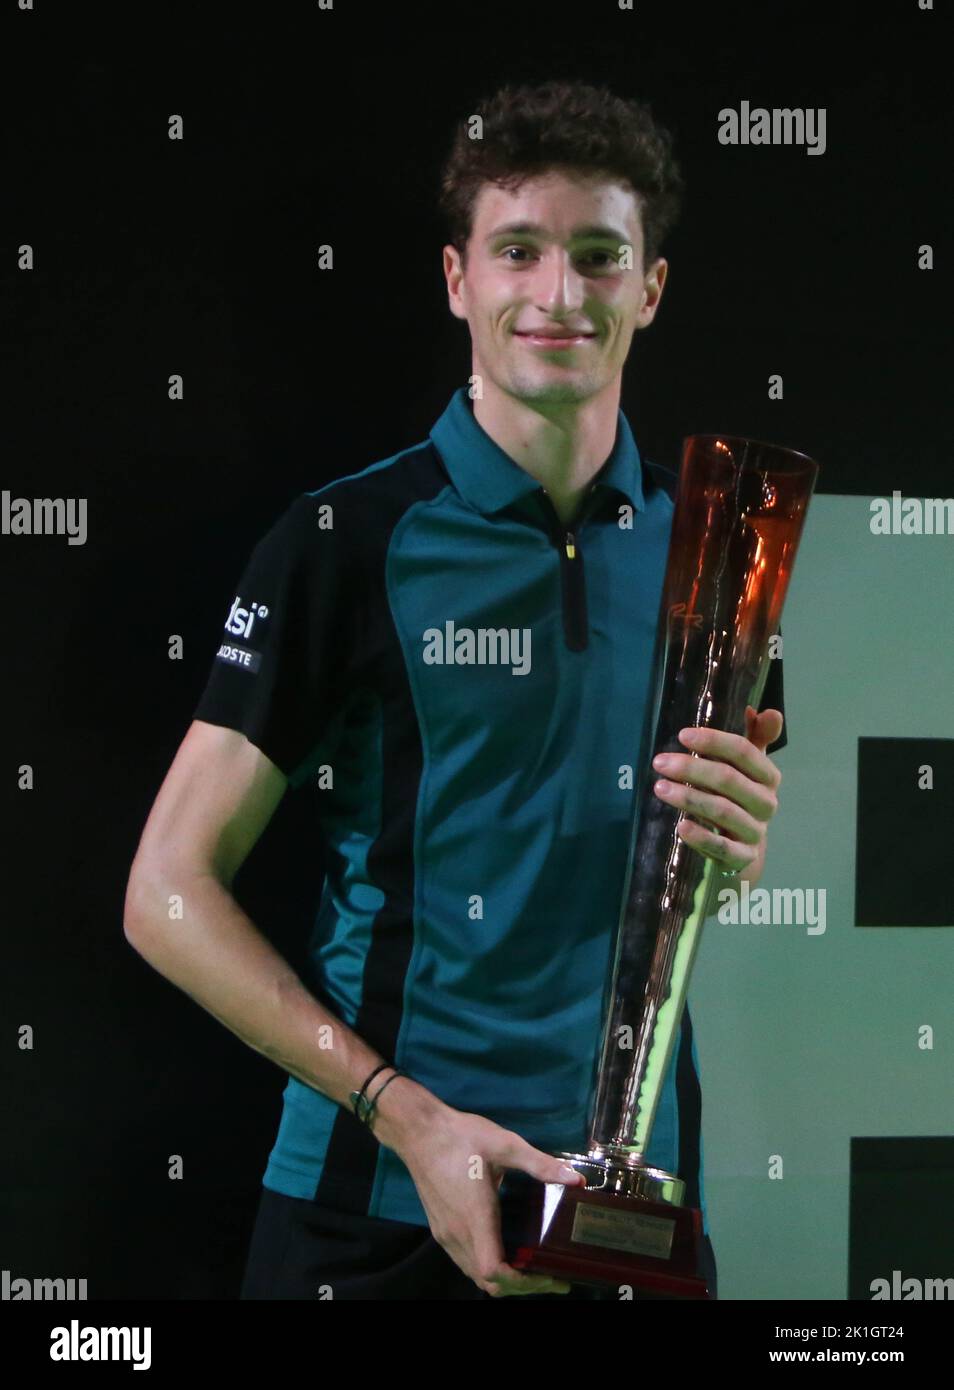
[{"x1": 506, "y1": 1158, "x2": 712, "y2": 1299}]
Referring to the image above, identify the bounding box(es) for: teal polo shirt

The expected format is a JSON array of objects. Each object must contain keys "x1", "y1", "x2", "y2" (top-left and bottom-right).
[{"x1": 193, "y1": 385, "x2": 788, "y2": 1237}]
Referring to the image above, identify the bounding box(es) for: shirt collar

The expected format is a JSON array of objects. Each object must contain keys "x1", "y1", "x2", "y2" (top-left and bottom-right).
[{"x1": 429, "y1": 386, "x2": 646, "y2": 516}]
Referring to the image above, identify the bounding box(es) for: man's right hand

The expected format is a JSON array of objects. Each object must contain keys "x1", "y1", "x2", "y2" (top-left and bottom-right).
[
  {"x1": 382, "y1": 1094, "x2": 586, "y2": 1297},
  {"x1": 123, "y1": 724, "x2": 586, "y2": 1299}
]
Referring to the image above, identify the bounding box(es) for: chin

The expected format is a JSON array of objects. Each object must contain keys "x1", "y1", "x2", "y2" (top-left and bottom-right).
[{"x1": 510, "y1": 376, "x2": 596, "y2": 405}]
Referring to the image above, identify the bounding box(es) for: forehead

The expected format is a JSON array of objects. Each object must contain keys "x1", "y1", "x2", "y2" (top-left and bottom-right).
[{"x1": 471, "y1": 169, "x2": 643, "y2": 244}]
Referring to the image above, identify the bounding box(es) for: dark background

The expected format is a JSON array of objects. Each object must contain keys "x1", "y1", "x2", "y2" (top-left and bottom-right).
[{"x1": 3, "y1": 2, "x2": 949, "y2": 1297}]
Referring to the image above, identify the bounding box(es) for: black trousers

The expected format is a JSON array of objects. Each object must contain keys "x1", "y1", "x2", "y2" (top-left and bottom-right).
[{"x1": 240, "y1": 1186, "x2": 718, "y2": 1301}]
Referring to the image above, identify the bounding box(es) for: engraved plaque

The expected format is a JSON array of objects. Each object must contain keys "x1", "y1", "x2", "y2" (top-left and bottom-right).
[{"x1": 571, "y1": 1202, "x2": 676, "y2": 1259}]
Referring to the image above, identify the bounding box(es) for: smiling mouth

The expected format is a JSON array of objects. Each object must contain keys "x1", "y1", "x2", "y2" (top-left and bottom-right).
[{"x1": 514, "y1": 331, "x2": 597, "y2": 347}]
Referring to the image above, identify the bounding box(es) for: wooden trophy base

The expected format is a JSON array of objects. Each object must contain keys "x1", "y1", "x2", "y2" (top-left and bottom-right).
[{"x1": 505, "y1": 1158, "x2": 712, "y2": 1299}]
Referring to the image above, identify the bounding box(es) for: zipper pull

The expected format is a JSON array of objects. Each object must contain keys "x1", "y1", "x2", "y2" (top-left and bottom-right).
[{"x1": 565, "y1": 532, "x2": 576, "y2": 559}]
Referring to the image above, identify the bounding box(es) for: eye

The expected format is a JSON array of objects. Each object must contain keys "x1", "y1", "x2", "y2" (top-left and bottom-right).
[{"x1": 500, "y1": 246, "x2": 620, "y2": 270}]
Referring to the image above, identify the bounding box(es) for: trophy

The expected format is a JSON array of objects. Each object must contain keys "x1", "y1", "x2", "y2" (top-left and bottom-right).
[{"x1": 505, "y1": 433, "x2": 819, "y2": 1297}]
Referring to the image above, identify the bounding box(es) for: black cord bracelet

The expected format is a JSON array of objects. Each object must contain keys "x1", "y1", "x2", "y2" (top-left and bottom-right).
[
  {"x1": 349, "y1": 1063, "x2": 391, "y2": 1124},
  {"x1": 363, "y1": 1068, "x2": 405, "y2": 1130},
  {"x1": 350, "y1": 1063, "x2": 409, "y2": 1128}
]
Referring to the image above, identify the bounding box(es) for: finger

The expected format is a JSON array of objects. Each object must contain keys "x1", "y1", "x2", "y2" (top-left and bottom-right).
[
  {"x1": 676, "y1": 816, "x2": 759, "y2": 873},
  {"x1": 483, "y1": 1262, "x2": 573, "y2": 1297},
  {"x1": 676, "y1": 724, "x2": 780, "y2": 797},
  {"x1": 468, "y1": 1199, "x2": 571, "y2": 1297},
  {"x1": 499, "y1": 1139, "x2": 586, "y2": 1188},
  {"x1": 654, "y1": 776, "x2": 764, "y2": 844},
  {"x1": 654, "y1": 747, "x2": 778, "y2": 821}
]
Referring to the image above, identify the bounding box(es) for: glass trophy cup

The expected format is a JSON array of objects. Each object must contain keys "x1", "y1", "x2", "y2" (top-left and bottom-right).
[{"x1": 505, "y1": 433, "x2": 820, "y2": 1297}]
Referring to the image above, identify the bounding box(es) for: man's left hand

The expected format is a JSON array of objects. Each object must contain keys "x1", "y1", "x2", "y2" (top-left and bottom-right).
[{"x1": 651, "y1": 705, "x2": 784, "y2": 877}]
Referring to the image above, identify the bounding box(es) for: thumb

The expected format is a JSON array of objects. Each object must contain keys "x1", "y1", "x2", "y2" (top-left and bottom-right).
[{"x1": 746, "y1": 704, "x2": 784, "y2": 752}]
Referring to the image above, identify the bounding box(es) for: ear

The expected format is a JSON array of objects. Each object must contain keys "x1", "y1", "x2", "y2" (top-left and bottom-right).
[
  {"x1": 443, "y1": 245, "x2": 468, "y2": 322},
  {"x1": 634, "y1": 256, "x2": 668, "y2": 330}
]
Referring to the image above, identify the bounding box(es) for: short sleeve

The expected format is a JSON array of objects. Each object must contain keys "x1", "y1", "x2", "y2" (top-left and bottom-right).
[
  {"x1": 191, "y1": 492, "x2": 347, "y2": 788},
  {"x1": 758, "y1": 623, "x2": 788, "y2": 754}
]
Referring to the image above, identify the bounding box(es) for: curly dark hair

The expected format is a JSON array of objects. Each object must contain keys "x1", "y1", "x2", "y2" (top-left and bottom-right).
[{"x1": 437, "y1": 79, "x2": 685, "y2": 271}]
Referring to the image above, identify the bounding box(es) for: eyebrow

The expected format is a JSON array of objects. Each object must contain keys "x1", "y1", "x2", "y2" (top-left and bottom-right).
[{"x1": 485, "y1": 220, "x2": 631, "y2": 245}]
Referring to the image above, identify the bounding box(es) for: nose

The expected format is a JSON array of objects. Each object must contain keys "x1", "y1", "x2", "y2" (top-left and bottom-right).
[{"x1": 532, "y1": 249, "x2": 587, "y2": 316}]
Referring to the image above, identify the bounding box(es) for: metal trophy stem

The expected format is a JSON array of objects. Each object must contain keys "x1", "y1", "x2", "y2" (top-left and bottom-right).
[
  {"x1": 509, "y1": 433, "x2": 819, "y2": 1296},
  {"x1": 581, "y1": 433, "x2": 818, "y2": 1173}
]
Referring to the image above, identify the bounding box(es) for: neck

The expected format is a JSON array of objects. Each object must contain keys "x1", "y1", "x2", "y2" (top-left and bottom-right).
[{"x1": 471, "y1": 373, "x2": 622, "y2": 528}]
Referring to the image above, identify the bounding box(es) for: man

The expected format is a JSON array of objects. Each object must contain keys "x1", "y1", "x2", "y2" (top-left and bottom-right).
[{"x1": 123, "y1": 79, "x2": 786, "y2": 1301}]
